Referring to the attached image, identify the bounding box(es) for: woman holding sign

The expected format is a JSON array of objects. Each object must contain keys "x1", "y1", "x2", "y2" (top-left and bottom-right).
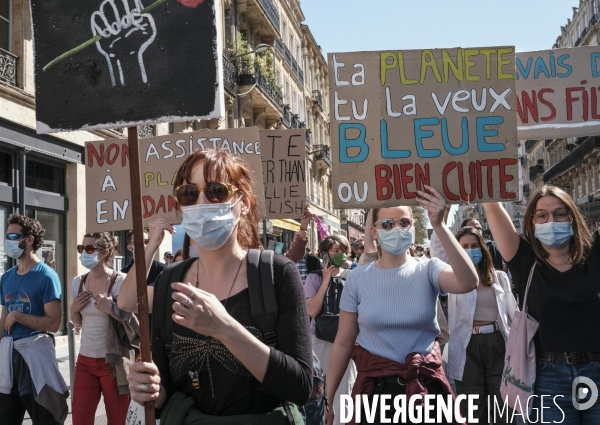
[
  {"x1": 483, "y1": 185, "x2": 600, "y2": 424},
  {"x1": 324, "y1": 186, "x2": 479, "y2": 425},
  {"x1": 123, "y1": 150, "x2": 312, "y2": 422}
]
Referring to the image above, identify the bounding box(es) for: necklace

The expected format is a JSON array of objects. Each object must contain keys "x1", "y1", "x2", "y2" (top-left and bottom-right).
[
  {"x1": 189, "y1": 253, "x2": 246, "y2": 392},
  {"x1": 376, "y1": 260, "x2": 389, "y2": 269}
]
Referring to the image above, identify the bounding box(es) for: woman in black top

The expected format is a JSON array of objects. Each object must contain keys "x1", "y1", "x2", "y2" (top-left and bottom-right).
[
  {"x1": 484, "y1": 185, "x2": 600, "y2": 424},
  {"x1": 125, "y1": 150, "x2": 312, "y2": 419}
]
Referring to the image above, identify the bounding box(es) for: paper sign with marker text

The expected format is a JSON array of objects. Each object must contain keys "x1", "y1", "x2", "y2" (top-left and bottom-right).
[{"x1": 329, "y1": 47, "x2": 519, "y2": 208}]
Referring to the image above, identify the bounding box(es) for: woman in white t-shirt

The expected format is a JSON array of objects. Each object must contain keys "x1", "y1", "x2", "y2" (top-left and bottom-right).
[
  {"x1": 325, "y1": 186, "x2": 479, "y2": 425},
  {"x1": 70, "y1": 232, "x2": 130, "y2": 425}
]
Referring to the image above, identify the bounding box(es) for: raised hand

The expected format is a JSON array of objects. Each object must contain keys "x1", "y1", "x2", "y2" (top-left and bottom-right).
[
  {"x1": 91, "y1": 0, "x2": 157, "y2": 86},
  {"x1": 416, "y1": 185, "x2": 447, "y2": 228},
  {"x1": 147, "y1": 218, "x2": 176, "y2": 251}
]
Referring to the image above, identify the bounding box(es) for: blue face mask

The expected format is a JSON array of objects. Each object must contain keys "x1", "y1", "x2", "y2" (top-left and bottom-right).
[
  {"x1": 464, "y1": 248, "x2": 483, "y2": 265},
  {"x1": 4, "y1": 240, "x2": 24, "y2": 259},
  {"x1": 181, "y1": 197, "x2": 241, "y2": 251},
  {"x1": 377, "y1": 227, "x2": 414, "y2": 256},
  {"x1": 79, "y1": 252, "x2": 101, "y2": 270},
  {"x1": 534, "y1": 221, "x2": 574, "y2": 249}
]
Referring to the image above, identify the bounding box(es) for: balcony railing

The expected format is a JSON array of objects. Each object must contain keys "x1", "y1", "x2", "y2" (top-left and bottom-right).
[
  {"x1": 582, "y1": 26, "x2": 589, "y2": 39},
  {"x1": 238, "y1": 61, "x2": 283, "y2": 109},
  {"x1": 544, "y1": 136, "x2": 600, "y2": 182},
  {"x1": 315, "y1": 148, "x2": 332, "y2": 167},
  {"x1": 591, "y1": 14, "x2": 598, "y2": 27},
  {"x1": 312, "y1": 90, "x2": 323, "y2": 110},
  {"x1": 575, "y1": 36, "x2": 582, "y2": 46},
  {"x1": 223, "y1": 54, "x2": 238, "y2": 94},
  {"x1": 0, "y1": 48, "x2": 18, "y2": 87},
  {"x1": 257, "y1": 0, "x2": 280, "y2": 33},
  {"x1": 291, "y1": 114, "x2": 300, "y2": 128},
  {"x1": 282, "y1": 107, "x2": 291, "y2": 127},
  {"x1": 274, "y1": 39, "x2": 284, "y2": 57},
  {"x1": 523, "y1": 184, "x2": 530, "y2": 194},
  {"x1": 281, "y1": 42, "x2": 304, "y2": 85},
  {"x1": 529, "y1": 164, "x2": 544, "y2": 179},
  {"x1": 138, "y1": 124, "x2": 156, "y2": 138},
  {"x1": 305, "y1": 130, "x2": 311, "y2": 148}
]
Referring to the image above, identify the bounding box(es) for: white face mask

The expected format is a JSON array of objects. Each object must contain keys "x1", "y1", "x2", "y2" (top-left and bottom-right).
[
  {"x1": 79, "y1": 252, "x2": 101, "y2": 270},
  {"x1": 377, "y1": 227, "x2": 414, "y2": 256},
  {"x1": 189, "y1": 245, "x2": 199, "y2": 258},
  {"x1": 4, "y1": 240, "x2": 24, "y2": 259},
  {"x1": 181, "y1": 197, "x2": 242, "y2": 251}
]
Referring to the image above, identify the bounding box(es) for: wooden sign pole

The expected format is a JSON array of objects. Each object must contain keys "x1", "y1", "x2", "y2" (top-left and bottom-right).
[{"x1": 127, "y1": 126, "x2": 156, "y2": 424}]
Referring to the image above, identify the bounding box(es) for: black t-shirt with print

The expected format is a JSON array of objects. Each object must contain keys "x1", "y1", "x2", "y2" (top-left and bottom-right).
[
  {"x1": 507, "y1": 230, "x2": 600, "y2": 353},
  {"x1": 154, "y1": 255, "x2": 312, "y2": 416}
]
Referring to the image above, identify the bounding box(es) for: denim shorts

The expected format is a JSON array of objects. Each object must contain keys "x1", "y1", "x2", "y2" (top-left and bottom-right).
[{"x1": 528, "y1": 358, "x2": 600, "y2": 425}]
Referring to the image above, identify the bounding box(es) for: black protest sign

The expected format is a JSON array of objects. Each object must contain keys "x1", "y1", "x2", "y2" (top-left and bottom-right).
[
  {"x1": 259, "y1": 130, "x2": 306, "y2": 219},
  {"x1": 31, "y1": 0, "x2": 223, "y2": 133}
]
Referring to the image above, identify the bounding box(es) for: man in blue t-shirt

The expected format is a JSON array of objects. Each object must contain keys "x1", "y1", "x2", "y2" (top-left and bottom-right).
[{"x1": 0, "y1": 213, "x2": 64, "y2": 425}]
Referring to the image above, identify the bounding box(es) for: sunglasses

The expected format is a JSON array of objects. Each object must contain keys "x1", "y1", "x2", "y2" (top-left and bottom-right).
[
  {"x1": 5, "y1": 233, "x2": 26, "y2": 241},
  {"x1": 375, "y1": 218, "x2": 414, "y2": 230},
  {"x1": 357, "y1": 246, "x2": 364, "y2": 250},
  {"x1": 77, "y1": 245, "x2": 101, "y2": 254},
  {"x1": 165, "y1": 255, "x2": 173, "y2": 259},
  {"x1": 174, "y1": 182, "x2": 239, "y2": 206}
]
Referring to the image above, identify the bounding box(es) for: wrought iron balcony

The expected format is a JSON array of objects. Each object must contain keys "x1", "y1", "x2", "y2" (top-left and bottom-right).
[
  {"x1": 315, "y1": 148, "x2": 332, "y2": 167},
  {"x1": 575, "y1": 36, "x2": 582, "y2": 46},
  {"x1": 238, "y1": 61, "x2": 283, "y2": 109},
  {"x1": 257, "y1": 0, "x2": 280, "y2": 33},
  {"x1": 274, "y1": 39, "x2": 284, "y2": 57},
  {"x1": 282, "y1": 107, "x2": 291, "y2": 127},
  {"x1": 291, "y1": 114, "x2": 300, "y2": 129},
  {"x1": 529, "y1": 164, "x2": 544, "y2": 179},
  {"x1": 222, "y1": 54, "x2": 238, "y2": 94},
  {"x1": 0, "y1": 48, "x2": 18, "y2": 87},
  {"x1": 544, "y1": 136, "x2": 600, "y2": 182},
  {"x1": 281, "y1": 42, "x2": 304, "y2": 85},
  {"x1": 592, "y1": 14, "x2": 598, "y2": 27},
  {"x1": 138, "y1": 125, "x2": 156, "y2": 138},
  {"x1": 305, "y1": 130, "x2": 311, "y2": 149},
  {"x1": 582, "y1": 26, "x2": 589, "y2": 39},
  {"x1": 312, "y1": 90, "x2": 323, "y2": 110},
  {"x1": 523, "y1": 184, "x2": 530, "y2": 194}
]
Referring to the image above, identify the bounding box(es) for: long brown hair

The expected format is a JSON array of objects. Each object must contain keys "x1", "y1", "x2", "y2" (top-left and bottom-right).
[
  {"x1": 173, "y1": 150, "x2": 261, "y2": 250},
  {"x1": 523, "y1": 185, "x2": 593, "y2": 264},
  {"x1": 455, "y1": 227, "x2": 494, "y2": 287}
]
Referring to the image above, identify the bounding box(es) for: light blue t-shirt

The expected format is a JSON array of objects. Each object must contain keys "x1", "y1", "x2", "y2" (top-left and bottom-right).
[
  {"x1": 340, "y1": 257, "x2": 449, "y2": 363},
  {"x1": 1, "y1": 262, "x2": 62, "y2": 340}
]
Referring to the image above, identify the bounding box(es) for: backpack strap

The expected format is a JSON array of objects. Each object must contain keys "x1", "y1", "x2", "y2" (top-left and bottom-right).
[
  {"x1": 106, "y1": 271, "x2": 118, "y2": 296},
  {"x1": 247, "y1": 249, "x2": 278, "y2": 348},
  {"x1": 78, "y1": 274, "x2": 89, "y2": 294},
  {"x1": 152, "y1": 257, "x2": 197, "y2": 355}
]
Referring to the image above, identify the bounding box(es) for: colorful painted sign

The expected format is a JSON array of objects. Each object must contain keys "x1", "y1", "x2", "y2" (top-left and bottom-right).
[
  {"x1": 329, "y1": 47, "x2": 519, "y2": 208},
  {"x1": 516, "y1": 46, "x2": 600, "y2": 139},
  {"x1": 85, "y1": 128, "x2": 264, "y2": 232}
]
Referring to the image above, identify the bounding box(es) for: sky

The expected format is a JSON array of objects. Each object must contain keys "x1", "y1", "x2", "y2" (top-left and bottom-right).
[{"x1": 300, "y1": 0, "x2": 576, "y2": 56}]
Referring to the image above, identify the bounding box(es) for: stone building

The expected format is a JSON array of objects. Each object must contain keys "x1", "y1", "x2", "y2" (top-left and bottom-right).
[{"x1": 520, "y1": 0, "x2": 600, "y2": 228}]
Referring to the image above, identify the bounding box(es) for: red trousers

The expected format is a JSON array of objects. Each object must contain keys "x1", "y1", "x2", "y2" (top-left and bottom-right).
[{"x1": 72, "y1": 354, "x2": 129, "y2": 425}]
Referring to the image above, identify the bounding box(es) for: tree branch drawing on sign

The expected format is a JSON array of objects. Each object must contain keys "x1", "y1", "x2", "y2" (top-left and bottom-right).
[{"x1": 91, "y1": 0, "x2": 157, "y2": 86}]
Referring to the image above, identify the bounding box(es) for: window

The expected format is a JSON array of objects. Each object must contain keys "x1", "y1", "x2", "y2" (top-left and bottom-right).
[
  {"x1": 290, "y1": 35, "x2": 295, "y2": 54},
  {"x1": 293, "y1": 91, "x2": 298, "y2": 114},
  {"x1": 0, "y1": 151, "x2": 11, "y2": 184},
  {"x1": 285, "y1": 81, "x2": 290, "y2": 105},
  {"x1": 0, "y1": 0, "x2": 9, "y2": 51},
  {"x1": 25, "y1": 159, "x2": 65, "y2": 195}
]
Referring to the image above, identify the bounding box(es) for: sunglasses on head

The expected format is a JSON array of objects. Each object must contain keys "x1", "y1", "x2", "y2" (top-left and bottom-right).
[
  {"x1": 5, "y1": 233, "x2": 26, "y2": 241},
  {"x1": 174, "y1": 182, "x2": 239, "y2": 206},
  {"x1": 375, "y1": 218, "x2": 413, "y2": 230},
  {"x1": 77, "y1": 245, "x2": 101, "y2": 254}
]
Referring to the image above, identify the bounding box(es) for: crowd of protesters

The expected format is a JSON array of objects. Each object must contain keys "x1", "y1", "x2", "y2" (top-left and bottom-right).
[{"x1": 1, "y1": 149, "x2": 599, "y2": 425}]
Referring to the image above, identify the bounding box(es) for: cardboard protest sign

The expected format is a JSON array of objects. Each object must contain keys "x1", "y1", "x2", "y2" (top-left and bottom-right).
[
  {"x1": 259, "y1": 129, "x2": 306, "y2": 219},
  {"x1": 31, "y1": 0, "x2": 223, "y2": 133},
  {"x1": 85, "y1": 128, "x2": 264, "y2": 232},
  {"x1": 579, "y1": 200, "x2": 600, "y2": 225},
  {"x1": 328, "y1": 47, "x2": 519, "y2": 208},
  {"x1": 516, "y1": 46, "x2": 600, "y2": 139}
]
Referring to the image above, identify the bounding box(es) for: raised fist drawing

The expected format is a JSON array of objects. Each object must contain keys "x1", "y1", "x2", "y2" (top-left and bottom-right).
[{"x1": 91, "y1": 0, "x2": 157, "y2": 86}]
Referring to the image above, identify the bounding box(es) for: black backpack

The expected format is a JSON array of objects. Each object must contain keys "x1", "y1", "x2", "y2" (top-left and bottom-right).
[
  {"x1": 312, "y1": 270, "x2": 346, "y2": 343},
  {"x1": 152, "y1": 249, "x2": 278, "y2": 357}
]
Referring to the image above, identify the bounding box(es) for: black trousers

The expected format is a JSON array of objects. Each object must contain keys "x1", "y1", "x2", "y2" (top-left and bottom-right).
[
  {"x1": 454, "y1": 330, "x2": 513, "y2": 425},
  {"x1": 0, "y1": 378, "x2": 62, "y2": 425},
  {"x1": 360, "y1": 378, "x2": 453, "y2": 425}
]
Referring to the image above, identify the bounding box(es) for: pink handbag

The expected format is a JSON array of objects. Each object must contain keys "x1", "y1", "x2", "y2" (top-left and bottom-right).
[{"x1": 500, "y1": 262, "x2": 539, "y2": 415}]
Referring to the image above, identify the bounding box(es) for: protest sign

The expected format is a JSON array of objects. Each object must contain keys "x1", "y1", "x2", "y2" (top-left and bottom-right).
[
  {"x1": 85, "y1": 128, "x2": 264, "y2": 232},
  {"x1": 328, "y1": 47, "x2": 519, "y2": 208},
  {"x1": 31, "y1": 0, "x2": 223, "y2": 133},
  {"x1": 259, "y1": 129, "x2": 306, "y2": 219},
  {"x1": 579, "y1": 200, "x2": 600, "y2": 225},
  {"x1": 516, "y1": 46, "x2": 600, "y2": 139}
]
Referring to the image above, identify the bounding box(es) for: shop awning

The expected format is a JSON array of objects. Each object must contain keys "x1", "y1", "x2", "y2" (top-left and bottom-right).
[{"x1": 271, "y1": 219, "x2": 301, "y2": 232}]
